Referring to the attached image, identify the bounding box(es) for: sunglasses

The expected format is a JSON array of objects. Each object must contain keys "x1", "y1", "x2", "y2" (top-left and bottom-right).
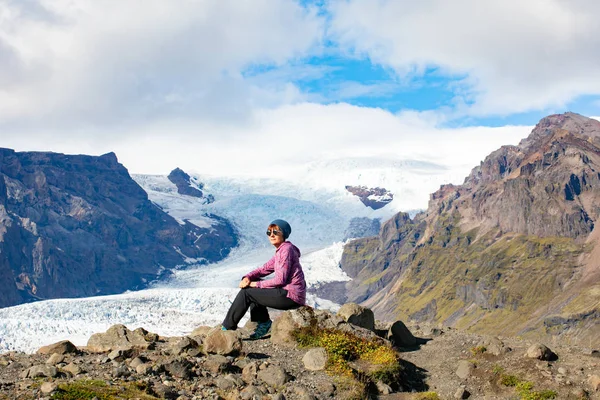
[{"x1": 266, "y1": 229, "x2": 283, "y2": 237}]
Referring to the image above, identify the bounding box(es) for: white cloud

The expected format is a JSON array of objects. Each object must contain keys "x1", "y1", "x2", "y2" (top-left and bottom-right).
[
  {"x1": 0, "y1": 0, "x2": 324, "y2": 128},
  {"x1": 327, "y1": 0, "x2": 600, "y2": 116},
  {"x1": 0, "y1": 102, "x2": 531, "y2": 181}
]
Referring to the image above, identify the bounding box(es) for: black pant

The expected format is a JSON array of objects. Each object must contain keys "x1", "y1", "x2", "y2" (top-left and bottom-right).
[{"x1": 222, "y1": 287, "x2": 301, "y2": 330}]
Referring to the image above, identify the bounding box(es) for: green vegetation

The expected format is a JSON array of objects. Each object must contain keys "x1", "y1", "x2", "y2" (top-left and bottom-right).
[
  {"x1": 492, "y1": 364, "x2": 504, "y2": 375},
  {"x1": 52, "y1": 380, "x2": 157, "y2": 400},
  {"x1": 385, "y1": 210, "x2": 587, "y2": 337},
  {"x1": 499, "y1": 374, "x2": 557, "y2": 399},
  {"x1": 293, "y1": 323, "x2": 402, "y2": 398},
  {"x1": 470, "y1": 345, "x2": 487, "y2": 355}
]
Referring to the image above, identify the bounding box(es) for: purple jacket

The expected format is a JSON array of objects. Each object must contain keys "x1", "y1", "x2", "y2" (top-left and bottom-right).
[{"x1": 244, "y1": 241, "x2": 306, "y2": 305}]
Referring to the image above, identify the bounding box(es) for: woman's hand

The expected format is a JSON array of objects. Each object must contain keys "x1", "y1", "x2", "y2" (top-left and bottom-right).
[
  {"x1": 249, "y1": 281, "x2": 258, "y2": 288},
  {"x1": 239, "y1": 277, "x2": 251, "y2": 288}
]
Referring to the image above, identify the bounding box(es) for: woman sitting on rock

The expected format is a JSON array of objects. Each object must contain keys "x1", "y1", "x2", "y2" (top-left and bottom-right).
[{"x1": 222, "y1": 219, "x2": 306, "y2": 339}]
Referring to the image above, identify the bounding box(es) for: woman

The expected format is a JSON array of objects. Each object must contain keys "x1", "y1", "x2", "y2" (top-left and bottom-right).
[{"x1": 222, "y1": 219, "x2": 306, "y2": 339}]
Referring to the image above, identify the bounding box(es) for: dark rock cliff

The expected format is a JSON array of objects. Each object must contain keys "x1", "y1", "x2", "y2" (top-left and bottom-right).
[
  {"x1": 0, "y1": 149, "x2": 237, "y2": 308},
  {"x1": 339, "y1": 113, "x2": 600, "y2": 345},
  {"x1": 345, "y1": 186, "x2": 393, "y2": 209},
  {"x1": 167, "y1": 168, "x2": 213, "y2": 203}
]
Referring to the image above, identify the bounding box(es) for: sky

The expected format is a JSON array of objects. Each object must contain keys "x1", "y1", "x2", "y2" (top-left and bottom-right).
[{"x1": 1, "y1": 0, "x2": 599, "y2": 176}]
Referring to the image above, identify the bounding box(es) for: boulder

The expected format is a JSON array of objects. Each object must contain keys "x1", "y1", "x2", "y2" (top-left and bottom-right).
[
  {"x1": 169, "y1": 336, "x2": 199, "y2": 356},
  {"x1": 481, "y1": 337, "x2": 511, "y2": 356},
  {"x1": 203, "y1": 354, "x2": 231, "y2": 374},
  {"x1": 21, "y1": 365, "x2": 58, "y2": 379},
  {"x1": 45, "y1": 353, "x2": 65, "y2": 366},
  {"x1": 525, "y1": 344, "x2": 558, "y2": 361},
  {"x1": 271, "y1": 306, "x2": 316, "y2": 346},
  {"x1": 258, "y1": 365, "x2": 291, "y2": 387},
  {"x1": 337, "y1": 303, "x2": 375, "y2": 331},
  {"x1": 37, "y1": 340, "x2": 78, "y2": 355},
  {"x1": 242, "y1": 361, "x2": 259, "y2": 383},
  {"x1": 203, "y1": 330, "x2": 242, "y2": 356},
  {"x1": 40, "y1": 382, "x2": 58, "y2": 395},
  {"x1": 456, "y1": 360, "x2": 475, "y2": 380},
  {"x1": 87, "y1": 324, "x2": 153, "y2": 352},
  {"x1": 63, "y1": 362, "x2": 83, "y2": 376},
  {"x1": 240, "y1": 385, "x2": 265, "y2": 400},
  {"x1": 164, "y1": 359, "x2": 193, "y2": 380},
  {"x1": 387, "y1": 320, "x2": 417, "y2": 347},
  {"x1": 302, "y1": 348, "x2": 328, "y2": 371},
  {"x1": 189, "y1": 326, "x2": 212, "y2": 339}
]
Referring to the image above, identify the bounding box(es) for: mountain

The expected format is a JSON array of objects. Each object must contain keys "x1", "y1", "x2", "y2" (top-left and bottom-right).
[
  {"x1": 167, "y1": 167, "x2": 214, "y2": 203},
  {"x1": 0, "y1": 149, "x2": 238, "y2": 308},
  {"x1": 339, "y1": 112, "x2": 600, "y2": 345}
]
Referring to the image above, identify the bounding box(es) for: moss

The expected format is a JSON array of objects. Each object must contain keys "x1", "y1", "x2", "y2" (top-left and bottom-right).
[
  {"x1": 292, "y1": 323, "x2": 402, "y2": 395},
  {"x1": 500, "y1": 374, "x2": 521, "y2": 387},
  {"x1": 52, "y1": 380, "x2": 157, "y2": 400}
]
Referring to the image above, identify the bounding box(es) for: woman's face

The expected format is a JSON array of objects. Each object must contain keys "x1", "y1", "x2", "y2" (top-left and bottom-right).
[{"x1": 267, "y1": 225, "x2": 285, "y2": 247}]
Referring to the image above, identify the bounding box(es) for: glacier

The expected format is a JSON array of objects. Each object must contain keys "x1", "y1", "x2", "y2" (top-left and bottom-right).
[{"x1": 0, "y1": 157, "x2": 466, "y2": 354}]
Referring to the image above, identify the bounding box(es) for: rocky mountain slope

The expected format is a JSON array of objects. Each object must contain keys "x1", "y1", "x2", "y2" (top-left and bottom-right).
[
  {"x1": 0, "y1": 304, "x2": 598, "y2": 399},
  {"x1": 0, "y1": 149, "x2": 237, "y2": 308},
  {"x1": 339, "y1": 113, "x2": 600, "y2": 346}
]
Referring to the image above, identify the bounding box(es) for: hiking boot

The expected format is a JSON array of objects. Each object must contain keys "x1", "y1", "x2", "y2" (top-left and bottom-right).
[{"x1": 249, "y1": 320, "x2": 272, "y2": 340}]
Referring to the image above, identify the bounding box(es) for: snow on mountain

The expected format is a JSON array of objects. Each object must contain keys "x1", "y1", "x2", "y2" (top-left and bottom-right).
[{"x1": 0, "y1": 156, "x2": 464, "y2": 353}]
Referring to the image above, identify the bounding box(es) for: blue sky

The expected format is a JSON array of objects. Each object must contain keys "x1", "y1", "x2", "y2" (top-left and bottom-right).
[{"x1": 0, "y1": 0, "x2": 599, "y2": 174}]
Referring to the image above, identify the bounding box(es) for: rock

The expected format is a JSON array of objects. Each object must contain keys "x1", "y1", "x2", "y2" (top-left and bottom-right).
[
  {"x1": 302, "y1": 348, "x2": 328, "y2": 371},
  {"x1": 63, "y1": 362, "x2": 83, "y2": 376},
  {"x1": 189, "y1": 326, "x2": 212, "y2": 339},
  {"x1": 271, "y1": 394, "x2": 286, "y2": 400},
  {"x1": 216, "y1": 374, "x2": 242, "y2": 391},
  {"x1": 136, "y1": 363, "x2": 152, "y2": 375},
  {"x1": 271, "y1": 306, "x2": 316, "y2": 346},
  {"x1": 203, "y1": 330, "x2": 242, "y2": 356},
  {"x1": 152, "y1": 382, "x2": 178, "y2": 399},
  {"x1": 376, "y1": 380, "x2": 393, "y2": 394},
  {"x1": 37, "y1": 340, "x2": 78, "y2": 355},
  {"x1": 87, "y1": 324, "x2": 153, "y2": 352},
  {"x1": 387, "y1": 320, "x2": 417, "y2": 347},
  {"x1": 456, "y1": 360, "x2": 475, "y2": 380},
  {"x1": 40, "y1": 382, "x2": 58, "y2": 394},
  {"x1": 240, "y1": 385, "x2": 265, "y2": 400},
  {"x1": 129, "y1": 357, "x2": 145, "y2": 369},
  {"x1": 258, "y1": 365, "x2": 291, "y2": 387},
  {"x1": 203, "y1": 355, "x2": 231, "y2": 374},
  {"x1": 314, "y1": 381, "x2": 336, "y2": 397},
  {"x1": 22, "y1": 365, "x2": 58, "y2": 378},
  {"x1": 242, "y1": 361, "x2": 259, "y2": 383},
  {"x1": 170, "y1": 337, "x2": 199, "y2": 356},
  {"x1": 165, "y1": 359, "x2": 193, "y2": 380},
  {"x1": 482, "y1": 337, "x2": 511, "y2": 356},
  {"x1": 108, "y1": 349, "x2": 131, "y2": 361},
  {"x1": 525, "y1": 344, "x2": 558, "y2": 361},
  {"x1": 337, "y1": 303, "x2": 375, "y2": 331},
  {"x1": 293, "y1": 385, "x2": 316, "y2": 400},
  {"x1": 589, "y1": 375, "x2": 600, "y2": 391},
  {"x1": 454, "y1": 387, "x2": 471, "y2": 399},
  {"x1": 46, "y1": 353, "x2": 65, "y2": 366},
  {"x1": 112, "y1": 365, "x2": 131, "y2": 378},
  {"x1": 557, "y1": 367, "x2": 567, "y2": 375}
]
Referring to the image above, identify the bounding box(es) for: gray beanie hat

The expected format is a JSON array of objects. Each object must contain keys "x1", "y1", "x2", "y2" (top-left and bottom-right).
[{"x1": 270, "y1": 219, "x2": 291, "y2": 239}]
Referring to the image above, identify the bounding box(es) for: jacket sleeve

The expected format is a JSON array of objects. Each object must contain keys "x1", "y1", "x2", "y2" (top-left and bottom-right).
[
  {"x1": 256, "y1": 245, "x2": 292, "y2": 289},
  {"x1": 244, "y1": 255, "x2": 276, "y2": 281}
]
